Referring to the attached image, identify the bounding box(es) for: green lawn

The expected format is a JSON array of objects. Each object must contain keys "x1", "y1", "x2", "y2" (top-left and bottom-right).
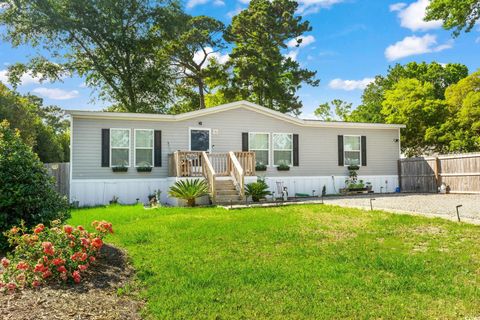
[{"x1": 69, "y1": 204, "x2": 480, "y2": 319}]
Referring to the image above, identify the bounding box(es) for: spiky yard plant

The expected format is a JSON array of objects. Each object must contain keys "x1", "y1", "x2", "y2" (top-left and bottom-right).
[
  {"x1": 245, "y1": 179, "x2": 271, "y2": 202},
  {"x1": 168, "y1": 179, "x2": 209, "y2": 207}
]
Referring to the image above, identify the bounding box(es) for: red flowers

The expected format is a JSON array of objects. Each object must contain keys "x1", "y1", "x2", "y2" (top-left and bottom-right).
[
  {"x1": 6, "y1": 283, "x2": 16, "y2": 292},
  {"x1": 1, "y1": 257, "x2": 9, "y2": 268},
  {"x1": 78, "y1": 264, "x2": 88, "y2": 272},
  {"x1": 42, "y1": 242, "x2": 55, "y2": 256},
  {"x1": 16, "y1": 261, "x2": 29, "y2": 270},
  {"x1": 92, "y1": 221, "x2": 114, "y2": 234},
  {"x1": 1, "y1": 220, "x2": 113, "y2": 292},
  {"x1": 63, "y1": 225, "x2": 74, "y2": 234},
  {"x1": 42, "y1": 270, "x2": 52, "y2": 279},
  {"x1": 91, "y1": 238, "x2": 103, "y2": 249},
  {"x1": 34, "y1": 263, "x2": 46, "y2": 273},
  {"x1": 72, "y1": 271, "x2": 81, "y2": 283},
  {"x1": 57, "y1": 266, "x2": 67, "y2": 273},
  {"x1": 52, "y1": 258, "x2": 65, "y2": 266},
  {"x1": 80, "y1": 237, "x2": 90, "y2": 247},
  {"x1": 34, "y1": 224, "x2": 45, "y2": 234}
]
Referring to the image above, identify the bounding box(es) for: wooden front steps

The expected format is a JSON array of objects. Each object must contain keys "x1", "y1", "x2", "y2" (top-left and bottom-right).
[{"x1": 212, "y1": 178, "x2": 243, "y2": 205}]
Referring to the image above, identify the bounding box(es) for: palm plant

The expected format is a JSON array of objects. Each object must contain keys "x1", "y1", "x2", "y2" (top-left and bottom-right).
[
  {"x1": 168, "y1": 179, "x2": 209, "y2": 207},
  {"x1": 245, "y1": 179, "x2": 271, "y2": 202}
]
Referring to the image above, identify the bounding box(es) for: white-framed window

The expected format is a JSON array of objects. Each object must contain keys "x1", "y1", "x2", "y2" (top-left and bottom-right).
[
  {"x1": 134, "y1": 129, "x2": 154, "y2": 167},
  {"x1": 344, "y1": 135, "x2": 361, "y2": 166},
  {"x1": 249, "y1": 132, "x2": 270, "y2": 166},
  {"x1": 110, "y1": 128, "x2": 130, "y2": 167},
  {"x1": 272, "y1": 133, "x2": 293, "y2": 166}
]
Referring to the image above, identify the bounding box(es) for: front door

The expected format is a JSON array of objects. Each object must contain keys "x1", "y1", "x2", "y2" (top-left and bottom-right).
[{"x1": 189, "y1": 128, "x2": 211, "y2": 152}]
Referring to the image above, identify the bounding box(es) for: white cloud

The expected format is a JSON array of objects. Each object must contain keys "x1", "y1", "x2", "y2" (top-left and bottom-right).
[
  {"x1": 0, "y1": 69, "x2": 43, "y2": 86},
  {"x1": 238, "y1": 0, "x2": 250, "y2": 3},
  {"x1": 285, "y1": 50, "x2": 299, "y2": 61},
  {"x1": 187, "y1": 0, "x2": 224, "y2": 8},
  {"x1": 227, "y1": 7, "x2": 244, "y2": 18},
  {"x1": 193, "y1": 47, "x2": 229, "y2": 67},
  {"x1": 328, "y1": 78, "x2": 375, "y2": 91},
  {"x1": 287, "y1": 35, "x2": 315, "y2": 48},
  {"x1": 391, "y1": 0, "x2": 442, "y2": 31},
  {"x1": 389, "y1": 2, "x2": 406, "y2": 11},
  {"x1": 297, "y1": 0, "x2": 344, "y2": 15},
  {"x1": 186, "y1": 0, "x2": 209, "y2": 8},
  {"x1": 385, "y1": 34, "x2": 452, "y2": 61},
  {"x1": 32, "y1": 87, "x2": 80, "y2": 100}
]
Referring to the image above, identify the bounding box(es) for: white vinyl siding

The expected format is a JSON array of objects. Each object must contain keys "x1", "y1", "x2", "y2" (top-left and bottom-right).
[
  {"x1": 71, "y1": 106, "x2": 400, "y2": 179},
  {"x1": 273, "y1": 133, "x2": 293, "y2": 166},
  {"x1": 110, "y1": 128, "x2": 130, "y2": 167},
  {"x1": 344, "y1": 135, "x2": 361, "y2": 166},
  {"x1": 135, "y1": 129, "x2": 154, "y2": 167},
  {"x1": 249, "y1": 133, "x2": 270, "y2": 166}
]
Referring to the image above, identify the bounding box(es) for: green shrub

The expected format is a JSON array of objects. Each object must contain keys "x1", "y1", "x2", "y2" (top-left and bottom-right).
[
  {"x1": 169, "y1": 179, "x2": 209, "y2": 207},
  {"x1": 0, "y1": 121, "x2": 70, "y2": 251},
  {"x1": 245, "y1": 179, "x2": 271, "y2": 202},
  {"x1": 255, "y1": 163, "x2": 267, "y2": 171}
]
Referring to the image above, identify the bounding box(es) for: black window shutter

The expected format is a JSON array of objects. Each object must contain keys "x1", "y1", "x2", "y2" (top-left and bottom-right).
[
  {"x1": 101, "y1": 129, "x2": 110, "y2": 167},
  {"x1": 338, "y1": 135, "x2": 344, "y2": 166},
  {"x1": 154, "y1": 130, "x2": 162, "y2": 167},
  {"x1": 361, "y1": 135, "x2": 367, "y2": 166},
  {"x1": 293, "y1": 134, "x2": 299, "y2": 166},
  {"x1": 242, "y1": 132, "x2": 249, "y2": 151}
]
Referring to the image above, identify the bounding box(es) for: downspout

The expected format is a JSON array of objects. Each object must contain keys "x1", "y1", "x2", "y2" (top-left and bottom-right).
[{"x1": 68, "y1": 115, "x2": 73, "y2": 203}]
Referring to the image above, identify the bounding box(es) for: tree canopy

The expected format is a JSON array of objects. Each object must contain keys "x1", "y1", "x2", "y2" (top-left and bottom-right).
[
  {"x1": 314, "y1": 99, "x2": 352, "y2": 121},
  {"x1": 381, "y1": 79, "x2": 449, "y2": 156},
  {"x1": 425, "y1": 0, "x2": 480, "y2": 36},
  {"x1": 223, "y1": 0, "x2": 319, "y2": 114},
  {"x1": 0, "y1": 83, "x2": 69, "y2": 163},
  {"x1": 0, "y1": 0, "x2": 176, "y2": 113},
  {"x1": 350, "y1": 62, "x2": 468, "y2": 124}
]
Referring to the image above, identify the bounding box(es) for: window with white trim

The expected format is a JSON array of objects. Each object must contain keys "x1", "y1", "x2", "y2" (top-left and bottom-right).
[
  {"x1": 344, "y1": 135, "x2": 361, "y2": 166},
  {"x1": 249, "y1": 133, "x2": 269, "y2": 166},
  {"x1": 135, "y1": 129, "x2": 154, "y2": 167},
  {"x1": 273, "y1": 133, "x2": 293, "y2": 166},
  {"x1": 110, "y1": 129, "x2": 130, "y2": 167}
]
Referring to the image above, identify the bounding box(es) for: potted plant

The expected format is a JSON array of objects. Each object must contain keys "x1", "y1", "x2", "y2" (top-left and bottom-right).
[
  {"x1": 245, "y1": 179, "x2": 271, "y2": 202},
  {"x1": 112, "y1": 166, "x2": 128, "y2": 173},
  {"x1": 168, "y1": 179, "x2": 209, "y2": 207},
  {"x1": 255, "y1": 162, "x2": 267, "y2": 171},
  {"x1": 365, "y1": 182, "x2": 373, "y2": 191},
  {"x1": 277, "y1": 162, "x2": 290, "y2": 171},
  {"x1": 137, "y1": 166, "x2": 153, "y2": 172},
  {"x1": 109, "y1": 195, "x2": 119, "y2": 204}
]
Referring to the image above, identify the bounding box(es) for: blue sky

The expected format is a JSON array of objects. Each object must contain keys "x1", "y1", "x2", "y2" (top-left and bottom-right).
[{"x1": 0, "y1": 0, "x2": 479, "y2": 117}]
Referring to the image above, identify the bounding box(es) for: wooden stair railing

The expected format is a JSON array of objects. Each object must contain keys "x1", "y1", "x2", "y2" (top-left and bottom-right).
[
  {"x1": 201, "y1": 151, "x2": 217, "y2": 203},
  {"x1": 228, "y1": 151, "x2": 245, "y2": 199}
]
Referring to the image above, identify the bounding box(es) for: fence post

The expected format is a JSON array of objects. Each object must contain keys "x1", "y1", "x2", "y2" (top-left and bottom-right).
[
  {"x1": 434, "y1": 156, "x2": 440, "y2": 190},
  {"x1": 397, "y1": 159, "x2": 402, "y2": 192}
]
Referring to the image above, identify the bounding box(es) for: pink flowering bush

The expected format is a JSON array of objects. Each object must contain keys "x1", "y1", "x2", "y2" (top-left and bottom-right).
[{"x1": 0, "y1": 220, "x2": 113, "y2": 293}]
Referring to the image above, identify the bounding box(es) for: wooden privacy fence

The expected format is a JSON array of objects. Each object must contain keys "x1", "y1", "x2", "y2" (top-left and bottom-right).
[
  {"x1": 398, "y1": 153, "x2": 480, "y2": 193},
  {"x1": 45, "y1": 162, "x2": 70, "y2": 198}
]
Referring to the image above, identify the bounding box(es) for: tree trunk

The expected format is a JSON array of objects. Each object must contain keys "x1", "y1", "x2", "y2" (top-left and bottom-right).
[
  {"x1": 187, "y1": 198, "x2": 196, "y2": 207},
  {"x1": 198, "y1": 80, "x2": 206, "y2": 109}
]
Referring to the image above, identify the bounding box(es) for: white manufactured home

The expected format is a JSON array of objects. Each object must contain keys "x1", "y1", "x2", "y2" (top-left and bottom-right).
[{"x1": 67, "y1": 101, "x2": 405, "y2": 206}]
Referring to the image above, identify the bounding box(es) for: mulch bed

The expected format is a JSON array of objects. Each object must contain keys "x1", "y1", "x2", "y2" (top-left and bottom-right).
[{"x1": 1, "y1": 245, "x2": 143, "y2": 320}]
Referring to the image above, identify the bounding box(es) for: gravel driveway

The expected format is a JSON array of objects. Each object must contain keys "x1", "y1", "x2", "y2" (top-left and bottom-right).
[{"x1": 323, "y1": 193, "x2": 480, "y2": 224}]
